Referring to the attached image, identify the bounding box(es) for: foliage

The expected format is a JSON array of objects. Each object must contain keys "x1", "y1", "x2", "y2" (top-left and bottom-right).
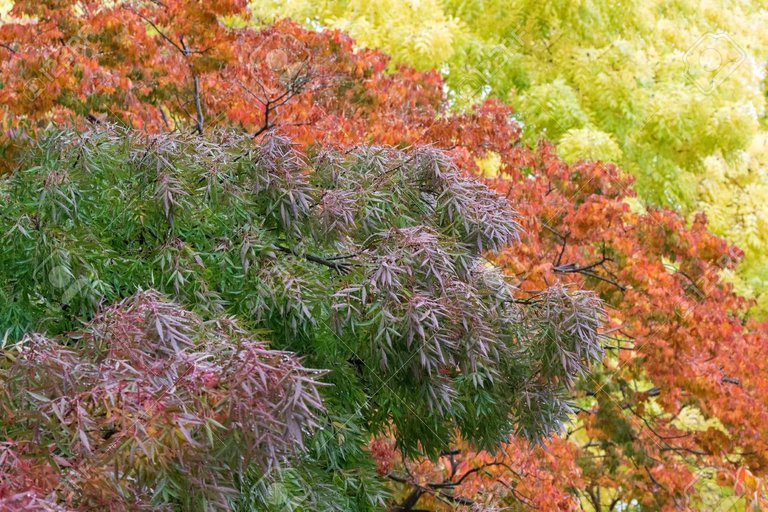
[
  {"x1": 0, "y1": 0, "x2": 447, "y2": 155},
  {"x1": 483, "y1": 142, "x2": 768, "y2": 511},
  {"x1": 0, "y1": 291, "x2": 325, "y2": 510},
  {"x1": 252, "y1": 0, "x2": 768, "y2": 317},
  {"x1": 0, "y1": 127, "x2": 604, "y2": 509},
  {"x1": 1, "y1": 1, "x2": 767, "y2": 509},
  {"x1": 372, "y1": 122, "x2": 768, "y2": 511}
]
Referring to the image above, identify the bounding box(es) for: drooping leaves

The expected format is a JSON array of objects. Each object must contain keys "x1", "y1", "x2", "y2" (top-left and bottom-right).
[
  {"x1": 0, "y1": 126, "x2": 605, "y2": 509},
  {"x1": 1, "y1": 290, "x2": 325, "y2": 510}
]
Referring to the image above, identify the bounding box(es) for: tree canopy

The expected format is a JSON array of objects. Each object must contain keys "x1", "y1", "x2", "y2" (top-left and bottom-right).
[
  {"x1": 0, "y1": 1, "x2": 767, "y2": 510},
  {"x1": 0, "y1": 126, "x2": 606, "y2": 509}
]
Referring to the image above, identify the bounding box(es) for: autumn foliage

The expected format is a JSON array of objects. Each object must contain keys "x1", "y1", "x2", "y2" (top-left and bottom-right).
[
  {"x1": 1, "y1": 291, "x2": 325, "y2": 510},
  {"x1": 1, "y1": 1, "x2": 767, "y2": 511}
]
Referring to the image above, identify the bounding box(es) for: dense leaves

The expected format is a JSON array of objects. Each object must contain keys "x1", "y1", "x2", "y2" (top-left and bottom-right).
[
  {"x1": 485, "y1": 145, "x2": 768, "y2": 511},
  {"x1": 0, "y1": 291, "x2": 325, "y2": 510},
  {"x1": 0, "y1": 127, "x2": 604, "y2": 509},
  {"x1": 0, "y1": 0, "x2": 445, "y2": 156},
  {"x1": 255, "y1": 0, "x2": 768, "y2": 318},
  {"x1": 1, "y1": 1, "x2": 767, "y2": 509}
]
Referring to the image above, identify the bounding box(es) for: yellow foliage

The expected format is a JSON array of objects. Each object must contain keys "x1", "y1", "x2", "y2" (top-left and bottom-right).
[
  {"x1": 474, "y1": 151, "x2": 502, "y2": 178},
  {"x1": 0, "y1": 0, "x2": 12, "y2": 20},
  {"x1": 252, "y1": 0, "x2": 464, "y2": 69},
  {"x1": 557, "y1": 127, "x2": 622, "y2": 164},
  {"x1": 672, "y1": 406, "x2": 728, "y2": 433}
]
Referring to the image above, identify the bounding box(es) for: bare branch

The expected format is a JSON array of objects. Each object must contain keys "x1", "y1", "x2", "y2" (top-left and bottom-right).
[
  {"x1": 128, "y1": 8, "x2": 185, "y2": 55},
  {"x1": 192, "y1": 75, "x2": 204, "y2": 134},
  {"x1": 0, "y1": 42, "x2": 17, "y2": 54}
]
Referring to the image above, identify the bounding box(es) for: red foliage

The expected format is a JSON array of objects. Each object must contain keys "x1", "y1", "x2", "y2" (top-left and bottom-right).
[{"x1": 0, "y1": 291, "x2": 324, "y2": 510}]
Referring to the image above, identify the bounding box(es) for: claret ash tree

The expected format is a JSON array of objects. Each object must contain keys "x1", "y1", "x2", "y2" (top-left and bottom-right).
[{"x1": 0, "y1": 127, "x2": 605, "y2": 510}]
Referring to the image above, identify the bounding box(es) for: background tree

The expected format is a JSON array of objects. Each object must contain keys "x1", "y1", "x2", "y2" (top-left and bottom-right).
[
  {"x1": 368, "y1": 126, "x2": 768, "y2": 511},
  {"x1": 0, "y1": 0, "x2": 447, "y2": 158},
  {"x1": 252, "y1": 0, "x2": 768, "y2": 318},
  {"x1": 481, "y1": 143, "x2": 768, "y2": 511}
]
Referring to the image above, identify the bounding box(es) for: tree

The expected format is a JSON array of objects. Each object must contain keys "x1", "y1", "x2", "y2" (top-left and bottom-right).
[
  {"x1": 0, "y1": 127, "x2": 604, "y2": 509},
  {"x1": 2, "y1": 2, "x2": 767, "y2": 509},
  {"x1": 472, "y1": 145, "x2": 768, "y2": 511},
  {"x1": 0, "y1": 0, "x2": 446, "y2": 161},
  {"x1": 367, "y1": 135, "x2": 768, "y2": 511},
  {"x1": 252, "y1": 0, "x2": 768, "y2": 318}
]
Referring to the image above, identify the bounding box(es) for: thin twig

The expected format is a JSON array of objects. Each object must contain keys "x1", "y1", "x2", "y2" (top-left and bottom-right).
[
  {"x1": 0, "y1": 42, "x2": 17, "y2": 54},
  {"x1": 129, "y1": 8, "x2": 185, "y2": 54},
  {"x1": 276, "y1": 244, "x2": 352, "y2": 273}
]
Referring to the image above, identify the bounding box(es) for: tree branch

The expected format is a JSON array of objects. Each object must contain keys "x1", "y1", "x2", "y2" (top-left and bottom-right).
[
  {"x1": 552, "y1": 241, "x2": 627, "y2": 291},
  {"x1": 276, "y1": 244, "x2": 352, "y2": 273},
  {"x1": 180, "y1": 36, "x2": 204, "y2": 135},
  {"x1": 191, "y1": 74, "x2": 204, "y2": 134},
  {"x1": 129, "y1": 8, "x2": 203, "y2": 134},
  {"x1": 387, "y1": 473, "x2": 425, "y2": 512},
  {"x1": 129, "y1": 8, "x2": 185, "y2": 54}
]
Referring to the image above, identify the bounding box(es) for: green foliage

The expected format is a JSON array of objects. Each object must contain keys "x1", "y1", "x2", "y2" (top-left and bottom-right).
[
  {"x1": 237, "y1": 411, "x2": 388, "y2": 511},
  {"x1": 0, "y1": 126, "x2": 604, "y2": 508}
]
